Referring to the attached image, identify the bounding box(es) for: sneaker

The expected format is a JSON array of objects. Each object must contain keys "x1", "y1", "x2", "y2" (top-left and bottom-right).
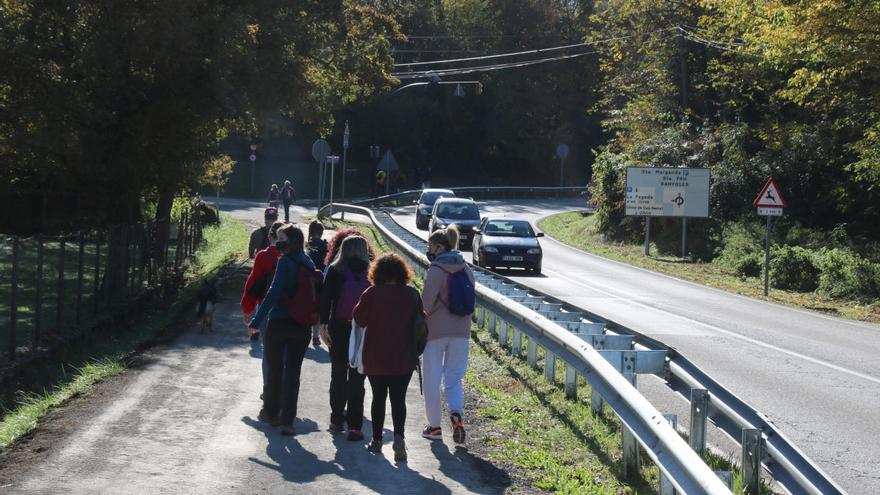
[
  {"x1": 366, "y1": 438, "x2": 382, "y2": 453},
  {"x1": 451, "y1": 413, "x2": 466, "y2": 444},
  {"x1": 392, "y1": 434, "x2": 407, "y2": 462},
  {"x1": 312, "y1": 336, "x2": 321, "y2": 347},
  {"x1": 347, "y1": 429, "x2": 364, "y2": 441},
  {"x1": 328, "y1": 422, "x2": 345, "y2": 434},
  {"x1": 421, "y1": 425, "x2": 442, "y2": 440},
  {"x1": 281, "y1": 424, "x2": 296, "y2": 436}
]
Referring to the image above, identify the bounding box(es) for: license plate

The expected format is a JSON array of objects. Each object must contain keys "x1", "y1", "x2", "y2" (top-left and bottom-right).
[{"x1": 502, "y1": 255, "x2": 523, "y2": 261}]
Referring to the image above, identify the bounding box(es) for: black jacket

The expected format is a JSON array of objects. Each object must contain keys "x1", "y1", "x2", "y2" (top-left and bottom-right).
[{"x1": 319, "y1": 259, "x2": 370, "y2": 360}]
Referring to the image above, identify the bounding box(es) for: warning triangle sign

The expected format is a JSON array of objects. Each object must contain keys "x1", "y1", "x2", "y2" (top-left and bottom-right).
[{"x1": 753, "y1": 178, "x2": 787, "y2": 208}]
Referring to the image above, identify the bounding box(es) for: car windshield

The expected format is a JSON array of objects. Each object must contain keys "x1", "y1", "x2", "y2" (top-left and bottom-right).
[
  {"x1": 437, "y1": 203, "x2": 480, "y2": 220},
  {"x1": 420, "y1": 192, "x2": 452, "y2": 206},
  {"x1": 483, "y1": 220, "x2": 535, "y2": 237}
]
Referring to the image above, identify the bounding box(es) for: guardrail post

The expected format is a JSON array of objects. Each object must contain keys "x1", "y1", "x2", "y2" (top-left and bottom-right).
[
  {"x1": 742, "y1": 429, "x2": 764, "y2": 495},
  {"x1": 543, "y1": 351, "x2": 556, "y2": 382},
  {"x1": 660, "y1": 414, "x2": 678, "y2": 495},
  {"x1": 689, "y1": 388, "x2": 709, "y2": 456},
  {"x1": 622, "y1": 372, "x2": 640, "y2": 478},
  {"x1": 499, "y1": 320, "x2": 509, "y2": 347},
  {"x1": 488, "y1": 312, "x2": 497, "y2": 336},
  {"x1": 564, "y1": 364, "x2": 577, "y2": 398},
  {"x1": 477, "y1": 307, "x2": 485, "y2": 328},
  {"x1": 590, "y1": 387, "x2": 605, "y2": 416},
  {"x1": 527, "y1": 339, "x2": 538, "y2": 368},
  {"x1": 512, "y1": 327, "x2": 522, "y2": 355}
]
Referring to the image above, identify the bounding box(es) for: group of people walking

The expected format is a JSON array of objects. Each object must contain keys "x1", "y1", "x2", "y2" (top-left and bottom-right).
[{"x1": 241, "y1": 216, "x2": 475, "y2": 462}]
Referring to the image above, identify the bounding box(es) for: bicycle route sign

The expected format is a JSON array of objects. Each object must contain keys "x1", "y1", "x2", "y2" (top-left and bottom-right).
[{"x1": 625, "y1": 167, "x2": 710, "y2": 218}]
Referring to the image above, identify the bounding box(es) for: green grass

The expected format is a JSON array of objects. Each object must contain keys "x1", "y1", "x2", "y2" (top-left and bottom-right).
[
  {"x1": 539, "y1": 212, "x2": 880, "y2": 323},
  {"x1": 0, "y1": 215, "x2": 248, "y2": 450}
]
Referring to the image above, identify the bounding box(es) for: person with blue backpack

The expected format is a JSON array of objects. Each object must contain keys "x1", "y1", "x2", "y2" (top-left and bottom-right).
[
  {"x1": 249, "y1": 224, "x2": 323, "y2": 436},
  {"x1": 420, "y1": 226, "x2": 475, "y2": 444},
  {"x1": 318, "y1": 235, "x2": 372, "y2": 441}
]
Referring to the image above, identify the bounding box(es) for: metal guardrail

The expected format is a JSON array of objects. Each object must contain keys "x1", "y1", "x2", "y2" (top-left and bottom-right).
[
  {"x1": 349, "y1": 185, "x2": 585, "y2": 208},
  {"x1": 319, "y1": 202, "x2": 731, "y2": 495}
]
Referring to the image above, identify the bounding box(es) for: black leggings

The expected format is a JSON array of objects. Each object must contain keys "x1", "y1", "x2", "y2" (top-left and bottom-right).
[{"x1": 368, "y1": 373, "x2": 413, "y2": 441}]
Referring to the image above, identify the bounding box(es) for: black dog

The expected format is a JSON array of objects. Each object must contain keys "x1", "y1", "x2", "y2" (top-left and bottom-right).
[{"x1": 196, "y1": 278, "x2": 219, "y2": 333}]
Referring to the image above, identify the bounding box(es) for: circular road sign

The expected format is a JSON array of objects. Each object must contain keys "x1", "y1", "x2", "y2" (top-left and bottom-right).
[
  {"x1": 555, "y1": 143, "x2": 570, "y2": 160},
  {"x1": 312, "y1": 139, "x2": 331, "y2": 164},
  {"x1": 249, "y1": 154, "x2": 257, "y2": 162}
]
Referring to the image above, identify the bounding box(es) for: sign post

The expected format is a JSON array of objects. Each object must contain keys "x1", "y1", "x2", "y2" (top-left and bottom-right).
[
  {"x1": 327, "y1": 155, "x2": 339, "y2": 216},
  {"x1": 754, "y1": 178, "x2": 787, "y2": 296},
  {"x1": 342, "y1": 122, "x2": 350, "y2": 220},
  {"x1": 311, "y1": 139, "x2": 331, "y2": 206},
  {"x1": 625, "y1": 167, "x2": 711, "y2": 257},
  {"x1": 249, "y1": 144, "x2": 257, "y2": 195},
  {"x1": 555, "y1": 144, "x2": 570, "y2": 187}
]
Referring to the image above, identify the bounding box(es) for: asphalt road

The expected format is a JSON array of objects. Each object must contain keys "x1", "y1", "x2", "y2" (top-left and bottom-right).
[
  {"x1": 384, "y1": 199, "x2": 880, "y2": 495},
  {"x1": 4, "y1": 200, "x2": 504, "y2": 495}
]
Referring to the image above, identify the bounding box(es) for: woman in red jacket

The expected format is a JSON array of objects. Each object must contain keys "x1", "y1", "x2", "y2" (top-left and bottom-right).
[
  {"x1": 352, "y1": 253, "x2": 423, "y2": 462},
  {"x1": 241, "y1": 220, "x2": 284, "y2": 391}
]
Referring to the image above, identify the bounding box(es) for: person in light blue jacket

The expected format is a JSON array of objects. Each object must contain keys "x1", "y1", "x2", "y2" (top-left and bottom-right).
[{"x1": 249, "y1": 224, "x2": 315, "y2": 435}]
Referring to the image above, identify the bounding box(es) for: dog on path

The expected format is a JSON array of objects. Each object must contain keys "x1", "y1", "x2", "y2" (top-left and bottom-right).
[{"x1": 196, "y1": 278, "x2": 220, "y2": 333}]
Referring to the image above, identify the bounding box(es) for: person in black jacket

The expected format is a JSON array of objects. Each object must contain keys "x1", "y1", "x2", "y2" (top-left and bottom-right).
[
  {"x1": 319, "y1": 235, "x2": 372, "y2": 441},
  {"x1": 307, "y1": 220, "x2": 328, "y2": 346}
]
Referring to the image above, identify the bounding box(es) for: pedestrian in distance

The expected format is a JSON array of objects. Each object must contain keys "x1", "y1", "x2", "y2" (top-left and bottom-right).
[
  {"x1": 420, "y1": 226, "x2": 475, "y2": 444},
  {"x1": 268, "y1": 184, "x2": 281, "y2": 208},
  {"x1": 248, "y1": 207, "x2": 279, "y2": 258},
  {"x1": 241, "y1": 220, "x2": 284, "y2": 393},
  {"x1": 319, "y1": 235, "x2": 372, "y2": 441},
  {"x1": 249, "y1": 224, "x2": 321, "y2": 436},
  {"x1": 307, "y1": 220, "x2": 328, "y2": 347},
  {"x1": 281, "y1": 180, "x2": 296, "y2": 222},
  {"x1": 353, "y1": 253, "x2": 424, "y2": 461}
]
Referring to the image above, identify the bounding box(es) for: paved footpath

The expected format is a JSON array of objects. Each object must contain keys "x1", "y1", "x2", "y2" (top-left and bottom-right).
[{"x1": 5, "y1": 267, "x2": 504, "y2": 494}]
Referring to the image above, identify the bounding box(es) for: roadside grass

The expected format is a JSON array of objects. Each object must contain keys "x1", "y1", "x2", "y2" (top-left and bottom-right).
[
  {"x1": 539, "y1": 212, "x2": 880, "y2": 323},
  {"x1": 0, "y1": 215, "x2": 248, "y2": 450}
]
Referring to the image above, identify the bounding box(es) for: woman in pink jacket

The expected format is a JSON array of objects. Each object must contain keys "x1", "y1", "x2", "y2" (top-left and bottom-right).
[{"x1": 420, "y1": 226, "x2": 475, "y2": 444}]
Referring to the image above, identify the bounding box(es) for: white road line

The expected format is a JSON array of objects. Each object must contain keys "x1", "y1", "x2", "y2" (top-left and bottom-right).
[{"x1": 541, "y1": 266, "x2": 880, "y2": 386}]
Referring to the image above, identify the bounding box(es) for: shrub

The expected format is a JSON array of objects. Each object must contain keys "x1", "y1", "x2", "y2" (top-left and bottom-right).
[
  {"x1": 715, "y1": 222, "x2": 764, "y2": 275},
  {"x1": 770, "y1": 246, "x2": 819, "y2": 292},
  {"x1": 734, "y1": 253, "x2": 762, "y2": 278},
  {"x1": 815, "y1": 248, "x2": 880, "y2": 300}
]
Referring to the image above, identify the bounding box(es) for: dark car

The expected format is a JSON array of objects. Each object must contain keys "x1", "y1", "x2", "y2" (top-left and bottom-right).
[
  {"x1": 415, "y1": 188, "x2": 455, "y2": 230},
  {"x1": 429, "y1": 197, "x2": 481, "y2": 250},
  {"x1": 472, "y1": 218, "x2": 544, "y2": 274}
]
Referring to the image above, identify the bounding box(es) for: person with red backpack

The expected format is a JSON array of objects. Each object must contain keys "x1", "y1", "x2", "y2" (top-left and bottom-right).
[
  {"x1": 420, "y1": 226, "x2": 475, "y2": 445},
  {"x1": 318, "y1": 235, "x2": 372, "y2": 441},
  {"x1": 248, "y1": 224, "x2": 322, "y2": 436},
  {"x1": 241, "y1": 220, "x2": 284, "y2": 393}
]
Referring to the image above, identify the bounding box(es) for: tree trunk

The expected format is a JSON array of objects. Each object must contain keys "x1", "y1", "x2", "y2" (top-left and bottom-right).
[{"x1": 153, "y1": 187, "x2": 174, "y2": 265}]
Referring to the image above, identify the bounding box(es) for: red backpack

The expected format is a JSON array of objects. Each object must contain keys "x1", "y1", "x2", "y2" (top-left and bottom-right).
[{"x1": 284, "y1": 264, "x2": 324, "y2": 326}]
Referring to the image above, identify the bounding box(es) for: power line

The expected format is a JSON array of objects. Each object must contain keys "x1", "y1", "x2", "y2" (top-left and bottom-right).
[
  {"x1": 393, "y1": 27, "x2": 680, "y2": 68},
  {"x1": 392, "y1": 50, "x2": 599, "y2": 79}
]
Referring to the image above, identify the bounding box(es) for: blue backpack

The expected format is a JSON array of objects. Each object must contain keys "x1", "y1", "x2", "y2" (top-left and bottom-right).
[{"x1": 446, "y1": 270, "x2": 475, "y2": 316}]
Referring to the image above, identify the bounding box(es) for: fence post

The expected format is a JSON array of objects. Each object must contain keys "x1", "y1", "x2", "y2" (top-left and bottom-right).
[
  {"x1": 93, "y1": 231, "x2": 101, "y2": 316},
  {"x1": 121, "y1": 226, "x2": 130, "y2": 296},
  {"x1": 689, "y1": 388, "x2": 709, "y2": 456},
  {"x1": 9, "y1": 237, "x2": 19, "y2": 358},
  {"x1": 659, "y1": 415, "x2": 678, "y2": 495},
  {"x1": 56, "y1": 237, "x2": 66, "y2": 328},
  {"x1": 742, "y1": 429, "x2": 764, "y2": 495},
  {"x1": 34, "y1": 235, "x2": 44, "y2": 352},
  {"x1": 76, "y1": 232, "x2": 85, "y2": 324},
  {"x1": 621, "y1": 372, "x2": 640, "y2": 478},
  {"x1": 543, "y1": 351, "x2": 556, "y2": 382},
  {"x1": 128, "y1": 225, "x2": 136, "y2": 294}
]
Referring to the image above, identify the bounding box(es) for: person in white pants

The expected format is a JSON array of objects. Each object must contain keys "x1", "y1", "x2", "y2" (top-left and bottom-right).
[{"x1": 420, "y1": 226, "x2": 475, "y2": 444}]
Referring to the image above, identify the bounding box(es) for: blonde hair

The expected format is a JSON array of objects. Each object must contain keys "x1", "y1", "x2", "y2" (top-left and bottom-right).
[
  {"x1": 331, "y1": 235, "x2": 371, "y2": 269},
  {"x1": 428, "y1": 225, "x2": 459, "y2": 251}
]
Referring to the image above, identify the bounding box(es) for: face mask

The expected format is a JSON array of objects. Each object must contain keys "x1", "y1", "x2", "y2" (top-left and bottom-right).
[{"x1": 275, "y1": 241, "x2": 288, "y2": 252}]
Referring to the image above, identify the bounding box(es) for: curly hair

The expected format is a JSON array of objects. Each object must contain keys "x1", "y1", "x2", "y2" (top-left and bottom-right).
[
  {"x1": 324, "y1": 227, "x2": 376, "y2": 266},
  {"x1": 368, "y1": 253, "x2": 413, "y2": 286}
]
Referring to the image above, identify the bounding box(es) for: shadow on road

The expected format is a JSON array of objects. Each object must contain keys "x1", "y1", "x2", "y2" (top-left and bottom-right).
[{"x1": 430, "y1": 442, "x2": 510, "y2": 494}]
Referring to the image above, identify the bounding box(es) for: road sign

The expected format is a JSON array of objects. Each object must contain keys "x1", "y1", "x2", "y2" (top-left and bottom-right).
[
  {"x1": 625, "y1": 167, "x2": 710, "y2": 218},
  {"x1": 311, "y1": 139, "x2": 331, "y2": 164},
  {"x1": 249, "y1": 154, "x2": 256, "y2": 162},
  {"x1": 757, "y1": 207, "x2": 782, "y2": 216},
  {"x1": 555, "y1": 143, "x2": 570, "y2": 160},
  {"x1": 753, "y1": 178, "x2": 787, "y2": 208}
]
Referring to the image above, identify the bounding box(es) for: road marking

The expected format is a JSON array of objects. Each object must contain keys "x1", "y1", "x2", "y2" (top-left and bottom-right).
[{"x1": 540, "y1": 266, "x2": 880, "y2": 386}]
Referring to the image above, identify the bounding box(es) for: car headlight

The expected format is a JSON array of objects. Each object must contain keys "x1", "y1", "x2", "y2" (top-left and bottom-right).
[
  {"x1": 484, "y1": 246, "x2": 499, "y2": 253},
  {"x1": 527, "y1": 248, "x2": 542, "y2": 255}
]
